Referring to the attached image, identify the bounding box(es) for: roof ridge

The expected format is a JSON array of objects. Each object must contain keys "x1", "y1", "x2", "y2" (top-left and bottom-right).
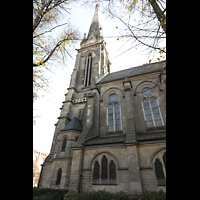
[
  {"x1": 109, "y1": 60, "x2": 166, "y2": 75},
  {"x1": 97, "y1": 60, "x2": 166, "y2": 84}
]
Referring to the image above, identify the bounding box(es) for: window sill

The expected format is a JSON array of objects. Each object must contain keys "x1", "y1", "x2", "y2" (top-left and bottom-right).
[
  {"x1": 92, "y1": 180, "x2": 117, "y2": 185},
  {"x1": 106, "y1": 131, "x2": 123, "y2": 135},
  {"x1": 92, "y1": 182, "x2": 117, "y2": 185},
  {"x1": 146, "y1": 125, "x2": 166, "y2": 131}
]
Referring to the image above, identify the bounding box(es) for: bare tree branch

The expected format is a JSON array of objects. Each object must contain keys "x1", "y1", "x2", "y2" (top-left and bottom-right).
[
  {"x1": 148, "y1": 0, "x2": 166, "y2": 33},
  {"x1": 33, "y1": 22, "x2": 68, "y2": 38}
]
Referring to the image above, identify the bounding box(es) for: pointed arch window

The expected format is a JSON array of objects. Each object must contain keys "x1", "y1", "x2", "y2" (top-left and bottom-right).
[
  {"x1": 109, "y1": 160, "x2": 116, "y2": 180},
  {"x1": 93, "y1": 161, "x2": 100, "y2": 180},
  {"x1": 101, "y1": 155, "x2": 108, "y2": 180},
  {"x1": 92, "y1": 155, "x2": 117, "y2": 184},
  {"x1": 107, "y1": 94, "x2": 122, "y2": 133},
  {"x1": 61, "y1": 137, "x2": 67, "y2": 151},
  {"x1": 154, "y1": 158, "x2": 165, "y2": 185},
  {"x1": 56, "y1": 168, "x2": 62, "y2": 186},
  {"x1": 142, "y1": 88, "x2": 163, "y2": 128},
  {"x1": 84, "y1": 54, "x2": 92, "y2": 86}
]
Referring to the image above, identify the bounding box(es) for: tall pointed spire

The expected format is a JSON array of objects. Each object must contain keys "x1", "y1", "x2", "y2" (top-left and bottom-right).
[
  {"x1": 87, "y1": 4, "x2": 103, "y2": 40},
  {"x1": 91, "y1": 4, "x2": 99, "y2": 23}
]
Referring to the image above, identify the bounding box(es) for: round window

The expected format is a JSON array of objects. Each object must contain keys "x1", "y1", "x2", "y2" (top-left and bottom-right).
[
  {"x1": 109, "y1": 94, "x2": 118, "y2": 102},
  {"x1": 142, "y1": 88, "x2": 153, "y2": 96}
]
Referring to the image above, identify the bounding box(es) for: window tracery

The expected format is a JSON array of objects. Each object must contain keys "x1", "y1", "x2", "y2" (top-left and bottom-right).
[
  {"x1": 107, "y1": 94, "x2": 122, "y2": 133},
  {"x1": 142, "y1": 87, "x2": 163, "y2": 128},
  {"x1": 92, "y1": 154, "x2": 117, "y2": 184}
]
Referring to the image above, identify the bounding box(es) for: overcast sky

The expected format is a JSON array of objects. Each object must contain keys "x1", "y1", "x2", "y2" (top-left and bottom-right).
[{"x1": 33, "y1": 2, "x2": 165, "y2": 153}]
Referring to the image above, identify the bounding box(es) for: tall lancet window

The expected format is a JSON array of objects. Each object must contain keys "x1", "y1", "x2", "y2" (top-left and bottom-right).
[
  {"x1": 154, "y1": 158, "x2": 165, "y2": 185},
  {"x1": 107, "y1": 94, "x2": 122, "y2": 133},
  {"x1": 142, "y1": 88, "x2": 163, "y2": 128},
  {"x1": 93, "y1": 161, "x2": 100, "y2": 180},
  {"x1": 101, "y1": 155, "x2": 108, "y2": 180},
  {"x1": 61, "y1": 137, "x2": 67, "y2": 151},
  {"x1": 84, "y1": 54, "x2": 93, "y2": 86},
  {"x1": 56, "y1": 168, "x2": 62, "y2": 186}
]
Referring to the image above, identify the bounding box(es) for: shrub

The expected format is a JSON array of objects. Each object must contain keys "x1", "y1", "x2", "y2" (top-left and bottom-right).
[
  {"x1": 33, "y1": 187, "x2": 68, "y2": 200},
  {"x1": 66, "y1": 190, "x2": 129, "y2": 200},
  {"x1": 33, "y1": 188, "x2": 166, "y2": 200},
  {"x1": 134, "y1": 189, "x2": 166, "y2": 200}
]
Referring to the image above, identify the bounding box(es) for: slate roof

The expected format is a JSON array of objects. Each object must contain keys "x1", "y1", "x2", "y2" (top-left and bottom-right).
[
  {"x1": 97, "y1": 61, "x2": 166, "y2": 84},
  {"x1": 84, "y1": 135, "x2": 126, "y2": 146},
  {"x1": 62, "y1": 116, "x2": 82, "y2": 132}
]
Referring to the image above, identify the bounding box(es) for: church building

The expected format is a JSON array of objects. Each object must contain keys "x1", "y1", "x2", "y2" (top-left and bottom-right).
[{"x1": 38, "y1": 5, "x2": 166, "y2": 195}]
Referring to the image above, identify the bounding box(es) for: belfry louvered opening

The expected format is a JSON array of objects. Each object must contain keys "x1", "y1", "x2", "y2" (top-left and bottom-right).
[{"x1": 84, "y1": 54, "x2": 93, "y2": 86}]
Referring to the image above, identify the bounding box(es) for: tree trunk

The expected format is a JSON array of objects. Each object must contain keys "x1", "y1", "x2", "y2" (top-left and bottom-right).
[{"x1": 149, "y1": 0, "x2": 166, "y2": 33}]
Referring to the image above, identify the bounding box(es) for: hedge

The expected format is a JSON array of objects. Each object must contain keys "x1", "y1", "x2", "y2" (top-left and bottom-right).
[
  {"x1": 33, "y1": 187, "x2": 166, "y2": 200},
  {"x1": 33, "y1": 187, "x2": 68, "y2": 200}
]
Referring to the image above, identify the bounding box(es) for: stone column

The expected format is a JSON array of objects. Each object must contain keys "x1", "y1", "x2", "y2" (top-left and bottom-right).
[
  {"x1": 123, "y1": 77, "x2": 137, "y2": 143},
  {"x1": 68, "y1": 147, "x2": 84, "y2": 192},
  {"x1": 123, "y1": 77, "x2": 142, "y2": 194},
  {"x1": 126, "y1": 144, "x2": 143, "y2": 194}
]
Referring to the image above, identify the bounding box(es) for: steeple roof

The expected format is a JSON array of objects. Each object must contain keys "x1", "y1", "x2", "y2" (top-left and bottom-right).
[
  {"x1": 87, "y1": 4, "x2": 103, "y2": 39},
  {"x1": 62, "y1": 116, "x2": 82, "y2": 132}
]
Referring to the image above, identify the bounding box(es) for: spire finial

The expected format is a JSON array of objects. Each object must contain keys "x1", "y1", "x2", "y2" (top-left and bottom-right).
[
  {"x1": 85, "y1": 4, "x2": 103, "y2": 40},
  {"x1": 95, "y1": 4, "x2": 99, "y2": 11},
  {"x1": 92, "y1": 4, "x2": 99, "y2": 23}
]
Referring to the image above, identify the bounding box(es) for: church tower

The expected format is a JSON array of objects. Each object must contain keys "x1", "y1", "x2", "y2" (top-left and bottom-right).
[
  {"x1": 69, "y1": 4, "x2": 110, "y2": 90},
  {"x1": 38, "y1": 4, "x2": 111, "y2": 190}
]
